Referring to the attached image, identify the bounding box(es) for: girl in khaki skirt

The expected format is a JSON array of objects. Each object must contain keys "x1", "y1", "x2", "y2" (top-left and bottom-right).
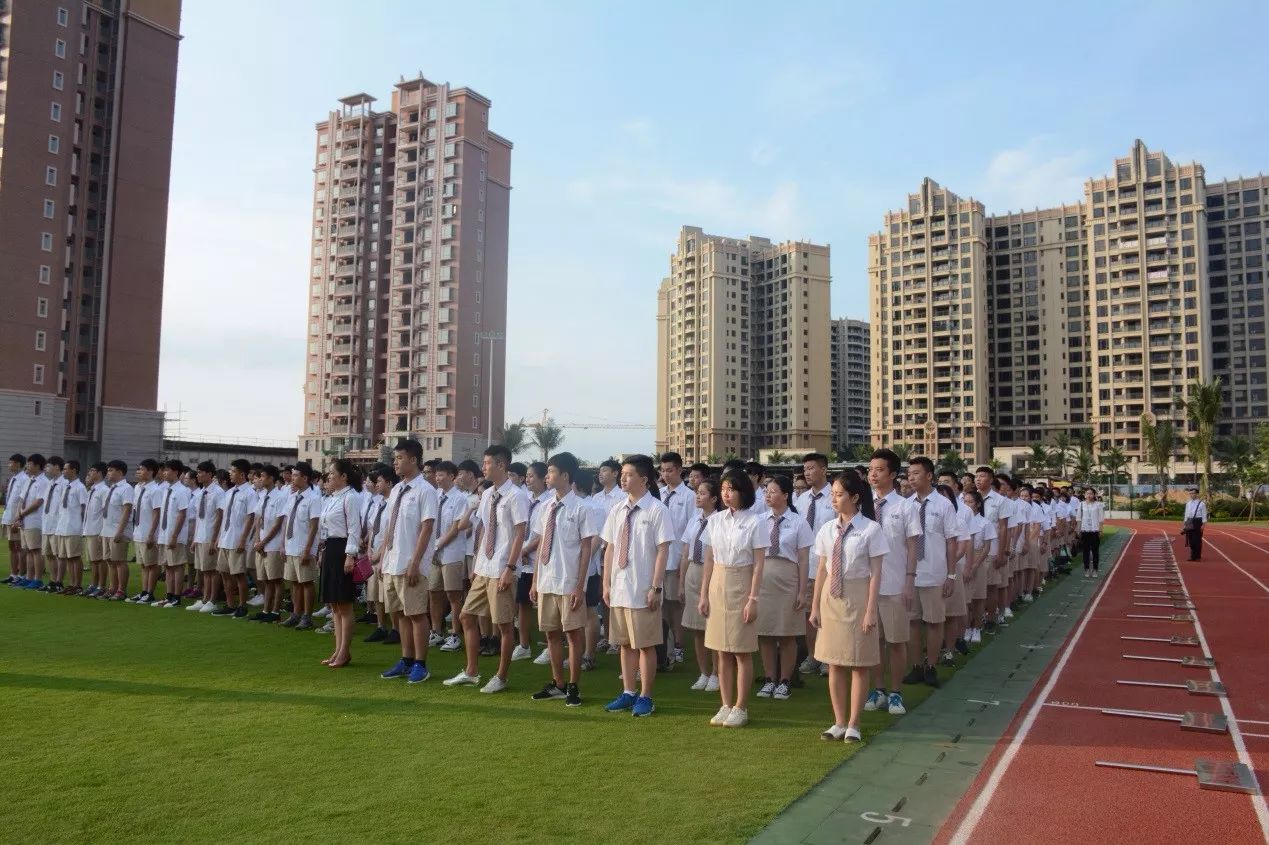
[
  {"x1": 699, "y1": 470, "x2": 765, "y2": 729},
  {"x1": 681, "y1": 478, "x2": 720, "y2": 692},
  {"x1": 809, "y1": 472, "x2": 889, "y2": 743},
  {"x1": 756, "y1": 476, "x2": 813, "y2": 701},
  {"x1": 937, "y1": 484, "x2": 971, "y2": 666},
  {"x1": 960, "y1": 489, "x2": 995, "y2": 645}
]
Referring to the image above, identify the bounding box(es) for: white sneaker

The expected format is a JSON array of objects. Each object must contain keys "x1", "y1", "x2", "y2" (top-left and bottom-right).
[
  {"x1": 479, "y1": 675, "x2": 507, "y2": 694},
  {"x1": 510, "y1": 644, "x2": 533, "y2": 662},
  {"x1": 705, "y1": 675, "x2": 720, "y2": 692},
  {"x1": 248, "y1": 594, "x2": 265, "y2": 607},
  {"x1": 969, "y1": 628, "x2": 982, "y2": 644},
  {"x1": 533, "y1": 650, "x2": 551, "y2": 665},
  {"x1": 1022, "y1": 593, "x2": 1034, "y2": 604},
  {"x1": 1082, "y1": 570, "x2": 1089, "y2": 579},
  {"x1": 606, "y1": 643, "x2": 620, "y2": 655},
  {"x1": 723, "y1": 707, "x2": 749, "y2": 728},
  {"x1": 440, "y1": 635, "x2": 461, "y2": 652},
  {"x1": 316, "y1": 621, "x2": 334, "y2": 633},
  {"x1": 313, "y1": 606, "x2": 331, "y2": 618},
  {"x1": 709, "y1": 705, "x2": 733, "y2": 726},
  {"x1": 674, "y1": 648, "x2": 685, "y2": 664},
  {"x1": 187, "y1": 600, "x2": 204, "y2": 611},
  {"x1": 756, "y1": 680, "x2": 776, "y2": 698},
  {"x1": 1003, "y1": 607, "x2": 1015, "y2": 619},
  {"x1": 199, "y1": 602, "x2": 218, "y2": 614},
  {"x1": 844, "y1": 726, "x2": 863, "y2": 742},
  {"x1": 821, "y1": 724, "x2": 847, "y2": 741},
  {"x1": 690, "y1": 674, "x2": 709, "y2": 691},
  {"x1": 428, "y1": 631, "x2": 444, "y2": 647},
  {"x1": 149, "y1": 598, "x2": 166, "y2": 606},
  {"x1": 772, "y1": 681, "x2": 791, "y2": 700},
  {"x1": 443, "y1": 670, "x2": 481, "y2": 687},
  {"x1": 1092, "y1": 570, "x2": 1099, "y2": 579},
  {"x1": 798, "y1": 656, "x2": 819, "y2": 674}
]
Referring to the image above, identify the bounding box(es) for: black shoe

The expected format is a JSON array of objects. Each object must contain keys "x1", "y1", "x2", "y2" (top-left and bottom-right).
[
  {"x1": 531, "y1": 682, "x2": 566, "y2": 701},
  {"x1": 1031, "y1": 589, "x2": 1040, "y2": 600},
  {"x1": 902, "y1": 665, "x2": 924, "y2": 685},
  {"x1": 923, "y1": 664, "x2": 940, "y2": 688},
  {"x1": 479, "y1": 636, "x2": 495, "y2": 656},
  {"x1": 383, "y1": 629, "x2": 401, "y2": 645},
  {"x1": 232, "y1": 606, "x2": 248, "y2": 619},
  {"x1": 364, "y1": 627, "x2": 387, "y2": 643},
  {"x1": 955, "y1": 637, "x2": 969, "y2": 656},
  {"x1": 281, "y1": 614, "x2": 301, "y2": 628},
  {"x1": 262, "y1": 612, "x2": 280, "y2": 623},
  {"x1": 211, "y1": 605, "x2": 235, "y2": 616},
  {"x1": 355, "y1": 611, "x2": 376, "y2": 624},
  {"x1": 564, "y1": 683, "x2": 582, "y2": 707},
  {"x1": 984, "y1": 619, "x2": 998, "y2": 634},
  {"x1": 295, "y1": 616, "x2": 314, "y2": 631},
  {"x1": 249, "y1": 612, "x2": 267, "y2": 622}
]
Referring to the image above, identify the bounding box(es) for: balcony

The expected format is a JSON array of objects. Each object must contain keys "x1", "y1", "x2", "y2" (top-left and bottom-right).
[
  {"x1": 334, "y1": 262, "x2": 358, "y2": 277},
  {"x1": 332, "y1": 303, "x2": 357, "y2": 317},
  {"x1": 330, "y1": 363, "x2": 353, "y2": 375}
]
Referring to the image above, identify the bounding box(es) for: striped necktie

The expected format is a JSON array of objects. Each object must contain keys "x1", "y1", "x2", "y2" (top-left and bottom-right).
[
  {"x1": 616, "y1": 504, "x2": 639, "y2": 569},
  {"x1": 768, "y1": 514, "x2": 783, "y2": 558},
  {"x1": 484, "y1": 492, "x2": 501, "y2": 556},
  {"x1": 916, "y1": 496, "x2": 928, "y2": 561},
  {"x1": 692, "y1": 515, "x2": 706, "y2": 563},
  {"x1": 831, "y1": 523, "x2": 853, "y2": 599},
  {"x1": 538, "y1": 500, "x2": 560, "y2": 566}
]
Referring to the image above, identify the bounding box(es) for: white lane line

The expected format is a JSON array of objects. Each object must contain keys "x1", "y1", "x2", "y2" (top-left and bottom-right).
[
  {"x1": 948, "y1": 530, "x2": 1136, "y2": 845},
  {"x1": 1200, "y1": 532, "x2": 1269, "y2": 595},
  {"x1": 1166, "y1": 530, "x2": 1269, "y2": 840}
]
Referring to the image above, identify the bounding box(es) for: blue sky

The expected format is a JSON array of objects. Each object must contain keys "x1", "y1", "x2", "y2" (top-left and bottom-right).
[{"x1": 158, "y1": 0, "x2": 1269, "y2": 461}]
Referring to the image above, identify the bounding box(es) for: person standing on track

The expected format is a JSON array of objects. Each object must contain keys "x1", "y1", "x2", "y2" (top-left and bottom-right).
[
  {"x1": 1181, "y1": 488, "x2": 1207, "y2": 561},
  {"x1": 1077, "y1": 487, "x2": 1104, "y2": 577}
]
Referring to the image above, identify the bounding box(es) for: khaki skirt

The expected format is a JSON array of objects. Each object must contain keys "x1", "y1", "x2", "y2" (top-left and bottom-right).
[
  {"x1": 757, "y1": 557, "x2": 804, "y2": 637},
  {"x1": 680, "y1": 562, "x2": 706, "y2": 631},
  {"x1": 705, "y1": 564, "x2": 757, "y2": 654},
  {"x1": 813, "y1": 577, "x2": 880, "y2": 668}
]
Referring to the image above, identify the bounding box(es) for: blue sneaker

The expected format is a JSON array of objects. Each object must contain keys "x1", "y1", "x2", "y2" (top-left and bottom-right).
[
  {"x1": 863, "y1": 688, "x2": 885, "y2": 711},
  {"x1": 13, "y1": 578, "x2": 29, "y2": 588},
  {"x1": 605, "y1": 692, "x2": 637, "y2": 712},
  {"x1": 407, "y1": 662, "x2": 430, "y2": 684},
  {"x1": 632, "y1": 695, "x2": 655, "y2": 717},
  {"x1": 887, "y1": 692, "x2": 907, "y2": 715},
  {"x1": 381, "y1": 658, "x2": 411, "y2": 680},
  {"x1": 26, "y1": 579, "x2": 43, "y2": 590}
]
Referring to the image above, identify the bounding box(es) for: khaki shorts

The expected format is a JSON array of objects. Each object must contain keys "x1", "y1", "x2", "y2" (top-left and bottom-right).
[
  {"x1": 462, "y1": 573, "x2": 514, "y2": 625},
  {"x1": 217, "y1": 548, "x2": 246, "y2": 575},
  {"x1": 663, "y1": 568, "x2": 682, "y2": 603},
  {"x1": 365, "y1": 570, "x2": 382, "y2": 604},
  {"x1": 285, "y1": 554, "x2": 318, "y2": 584},
  {"x1": 60, "y1": 535, "x2": 83, "y2": 558},
  {"x1": 384, "y1": 572, "x2": 429, "y2": 617},
  {"x1": 21, "y1": 529, "x2": 42, "y2": 551},
  {"x1": 969, "y1": 554, "x2": 992, "y2": 601},
  {"x1": 136, "y1": 542, "x2": 159, "y2": 566},
  {"x1": 464, "y1": 555, "x2": 474, "y2": 580},
  {"x1": 877, "y1": 594, "x2": 911, "y2": 644},
  {"x1": 258, "y1": 550, "x2": 285, "y2": 580},
  {"x1": 610, "y1": 605, "x2": 663, "y2": 650},
  {"x1": 83, "y1": 536, "x2": 103, "y2": 560},
  {"x1": 164, "y1": 544, "x2": 186, "y2": 568},
  {"x1": 195, "y1": 542, "x2": 217, "y2": 572},
  {"x1": 987, "y1": 552, "x2": 1008, "y2": 588},
  {"x1": 42, "y1": 532, "x2": 58, "y2": 556},
  {"x1": 908, "y1": 584, "x2": 947, "y2": 624},
  {"x1": 538, "y1": 591, "x2": 587, "y2": 632},
  {"x1": 107, "y1": 538, "x2": 129, "y2": 562},
  {"x1": 429, "y1": 560, "x2": 465, "y2": 592}
]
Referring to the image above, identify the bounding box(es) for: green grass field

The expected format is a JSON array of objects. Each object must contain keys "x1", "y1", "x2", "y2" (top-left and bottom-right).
[{"x1": 0, "y1": 543, "x2": 947, "y2": 844}]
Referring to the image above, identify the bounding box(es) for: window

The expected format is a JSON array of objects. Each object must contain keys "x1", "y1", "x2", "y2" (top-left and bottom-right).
[
  {"x1": 57, "y1": 7, "x2": 69, "y2": 26},
  {"x1": 41, "y1": 199, "x2": 56, "y2": 219},
  {"x1": 40, "y1": 233, "x2": 53, "y2": 252},
  {"x1": 33, "y1": 365, "x2": 45, "y2": 386},
  {"x1": 55, "y1": 39, "x2": 66, "y2": 58},
  {"x1": 38, "y1": 266, "x2": 51, "y2": 284},
  {"x1": 35, "y1": 331, "x2": 47, "y2": 352},
  {"x1": 36, "y1": 298, "x2": 49, "y2": 318},
  {"x1": 53, "y1": 71, "x2": 64, "y2": 91},
  {"x1": 48, "y1": 135, "x2": 60, "y2": 153},
  {"x1": 50, "y1": 103, "x2": 62, "y2": 122}
]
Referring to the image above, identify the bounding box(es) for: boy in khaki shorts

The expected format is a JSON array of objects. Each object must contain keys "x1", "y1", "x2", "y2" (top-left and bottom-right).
[
  {"x1": 280, "y1": 463, "x2": 321, "y2": 629},
  {"x1": 98, "y1": 461, "x2": 135, "y2": 600},
  {"x1": 428, "y1": 461, "x2": 471, "y2": 648},
  {"x1": 528, "y1": 452, "x2": 596, "y2": 707},
  {"x1": 865, "y1": 449, "x2": 918, "y2": 716},
  {"x1": 128, "y1": 459, "x2": 163, "y2": 604},
  {"x1": 53, "y1": 460, "x2": 88, "y2": 595},
  {"x1": 444, "y1": 445, "x2": 528, "y2": 692},
  {"x1": 212, "y1": 459, "x2": 255, "y2": 618},
  {"x1": 250, "y1": 464, "x2": 287, "y2": 622},
  {"x1": 901, "y1": 457, "x2": 957, "y2": 689},
  {"x1": 80, "y1": 463, "x2": 108, "y2": 596},
  {"x1": 381, "y1": 440, "x2": 439, "y2": 685},
  {"x1": 155, "y1": 460, "x2": 191, "y2": 607},
  {"x1": 39, "y1": 457, "x2": 66, "y2": 592},
  {"x1": 187, "y1": 462, "x2": 224, "y2": 612}
]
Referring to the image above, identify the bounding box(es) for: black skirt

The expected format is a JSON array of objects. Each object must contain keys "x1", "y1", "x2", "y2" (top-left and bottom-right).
[{"x1": 320, "y1": 536, "x2": 356, "y2": 604}]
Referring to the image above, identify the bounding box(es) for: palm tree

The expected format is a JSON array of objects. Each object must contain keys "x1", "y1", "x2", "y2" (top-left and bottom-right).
[
  {"x1": 1073, "y1": 447, "x2": 1095, "y2": 485},
  {"x1": 768, "y1": 450, "x2": 790, "y2": 465},
  {"x1": 891, "y1": 443, "x2": 913, "y2": 464},
  {"x1": 1175, "y1": 377, "x2": 1223, "y2": 502},
  {"x1": 494, "y1": 420, "x2": 528, "y2": 456},
  {"x1": 1099, "y1": 445, "x2": 1129, "y2": 512},
  {"x1": 1027, "y1": 444, "x2": 1050, "y2": 475},
  {"x1": 529, "y1": 417, "x2": 565, "y2": 462},
  {"x1": 1215, "y1": 435, "x2": 1253, "y2": 496},
  {"x1": 851, "y1": 443, "x2": 876, "y2": 462},
  {"x1": 1140, "y1": 413, "x2": 1176, "y2": 507},
  {"x1": 1050, "y1": 431, "x2": 1074, "y2": 479},
  {"x1": 986, "y1": 457, "x2": 1005, "y2": 472},
  {"x1": 705, "y1": 453, "x2": 722, "y2": 465},
  {"x1": 939, "y1": 449, "x2": 967, "y2": 477}
]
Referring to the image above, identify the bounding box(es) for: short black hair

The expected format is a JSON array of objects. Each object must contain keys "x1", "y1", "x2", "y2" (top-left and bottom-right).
[
  {"x1": 573, "y1": 467, "x2": 593, "y2": 493},
  {"x1": 196, "y1": 461, "x2": 216, "y2": 473},
  {"x1": 721, "y1": 469, "x2": 756, "y2": 510},
  {"x1": 509, "y1": 462, "x2": 527, "y2": 478},
  {"x1": 547, "y1": 452, "x2": 580, "y2": 484},
  {"x1": 65, "y1": 459, "x2": 81, "y2": 474},
  {"x1": 871, "y1": 448, "x2": 900, "y2": 475},
  {"x1": 164, "y1": 459, "x2": 184, "y2": 473},
  {"x1": 260, "y1": 464, "x2": 280, "y2": 482},
  {"x1": 48, "y1": 455, "x2": 65, "y2": 469},
  {"x1": 621, "y1": 454, "x2": 658, "y2": 495},
  {"x1": 423, "y1": 457, "x2": 441, "y2": 470},
  {"x1": 688, "y1": 462, "x2": 711, "y2": 477},
  {"x1": 9, "y1": 453, "x2": 26, "y2": 465},
  {"x1": 230, "y1": 459, "x2": 251, "y2": 474},
  {"x1": 107, "y1": 459, "x2": 127, "y2": 474},
  {"x1": 659, "y1": 451, "x2": 683, "y2": 468},
  {"x1": 28, "y1": 453, "x2": 46, "y2": 468},
  {"x1": 599, "y1": 459, "x2": 621, "y2": 473},
  {"x1": 802, "y1": 452, "x2": 829, "y2": 467},
  {"x1": 139, "y1": 458, "x2": 160, "y2": 473},
  {"x1": 743, "y1": 461, "x2": 764, "y2": 476},
  {"x1": 457, "y1": 459, "x2": 481, "y2": 476},
  {"x1": 90, "y1": 461, "x2": 108, "y2": 475},
  {"x1": 721, "y1": 459, "x2": 745, "y2": 475},
  {"x1": 394, "y1": 438, "x2": 423, "y2": 464},
  {"x1": 975, "y1": 465, "x2": 994, "y2": 476},
  {"x1": 435, "y1": 460, "x2": 458, "y2": 477},
  {"x1": 528, "y1": 461, "x2": 547, "y2": 480},
  {"x1": 249, "y1": 462, "x2": 263, "y2": 472},
  {"x1": 908, "y1": 456, "x2": 935, "y2": 476},
  {"x1": 379, "y1": 466, "x2": 399, "y2": 486},
  {"x1": 281, "y1": 464, "x2": 294, "y2": 473},
  {"x1": 483, "y1": 444, "x2": 512, "y2": 468}
]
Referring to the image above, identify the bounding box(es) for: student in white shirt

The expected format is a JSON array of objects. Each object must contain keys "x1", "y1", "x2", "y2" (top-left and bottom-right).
[
  {"x1": 513, "y1": 462, "x2": 552, "y2": 662},
  {"x1": 901, "y1": 457, "x2": 958, "y2": 689},
  {"x1": 181, "y1": 469, "x2": 200, "y2": 594},
  {"x1": 1018, "y1": 485, "x2": 1042, "y2": 603},
  {"x1": 959, "y1": 489, "x2": 996, "y2": 645},
  {"x1": 444, "y1": 445, "x2": 529, "y2": 693},
  {"x1": 381, "y1": 440, "x2": 440, "y2": 685},
  {"x1": 809, "y1": 472, "x2": 888, "y2": 743},
  {"x1": 360, "y1": 468, "x2": 393, "y2": 642},
  {"x1": 794, "y1": 453, "x2": 833, "y2": 677},
  {"x1": 128, "y1": 459, "x2": 164, "y2": 604},
  {"x1": 594, "y1": 459, "x2": 626, "y2": 513},
  {"x1": 682, "y1": 477, "x2": 721, "y2": 692},
  {"x1": 1077, "y1": 486, "x2": 1105, "y2": 576},
  {"x1": 99, "y1": 460, "x2": 135, "y2": 600},
  {"x1": 3, "y1": 453, "x2": 28, "y2": 585},
  {"x1": 863, "y1": 449, "x2": 918, "y2": 717},
  {"x1": 657, "y1": 452, "x2": 695, "y2": 668},
  {"x1": 52, "y1": 460, "x2": 87, "y2": 594},
  {"x1": 974, "y1": 468, "x2": 1009, "y2": 634},
  {"x1": 998, "y1": 474, "x2": 1026, "y2": 622},
  {"x1": 154, "y1": 460, "x2": 191, "y2": 608},
  {"x1": 39, "y1": 456, "x2": 66, "y2": 591},
  {"x1": 572, "y1": 470, "x2": 606, "y2": 672},
  {"x1": 188, "y1": 461, "x2": 225, "y2": 612},
  {"x1": 279, "y1": 463, "x2": 322, "y2": 627},
  {"x1": 212, "y1": 459, "x2": 257, "y2": 618},
  {"x1": 428, "y1": 461, "x2": 471, "y2": 650},
  {"x1": 1182, "y1": 488, "x2": 1207, "y2": 561},
  {"x1": 755, "y1": 475, "x2": 813, "y2": 702},
  {"x1": 936, "y1": 483, "x2": 974, "y2": 666},
  {"x1": 527, "y1": 452, "x2": 596, "y2": 706},
  {"x1": 14, "y1": 455, "x2": 50, "y2": 588},
  {"x1": 318, "y1": 459, "x2": 364, "y2": 669},
  {"x1": 80, "y1": 462, "x2": 108, "y2": 596},
  {"x1": 600, "y1": 455, "x2": 673, "y2": 718}
]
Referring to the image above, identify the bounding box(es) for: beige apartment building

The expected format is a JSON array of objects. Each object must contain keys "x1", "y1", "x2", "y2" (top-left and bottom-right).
[
  {"x1": 870, "y1": 141, "x2": 1269, "y2": 472},
  {"x1": 299, "y1": 76, "x2": 512, "y2": 465},
  {"x1": 656, "y1": 226, "x2": 831, "y2": 462}
]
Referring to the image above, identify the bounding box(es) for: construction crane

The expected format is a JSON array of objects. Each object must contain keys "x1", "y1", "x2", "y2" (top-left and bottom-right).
[{"x1": 538, "y1": 408, "x2": 654, "y2": 431}]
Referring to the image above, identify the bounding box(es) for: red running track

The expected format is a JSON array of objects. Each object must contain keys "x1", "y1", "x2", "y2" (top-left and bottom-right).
[{"x1": 934, "y1": 524, "x2": 1269, "y2": 845}]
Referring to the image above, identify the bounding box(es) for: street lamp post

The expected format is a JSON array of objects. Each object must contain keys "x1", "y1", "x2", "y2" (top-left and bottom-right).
[{"x1": 476, "y1": 331, "x2": 504, "y2": 447}]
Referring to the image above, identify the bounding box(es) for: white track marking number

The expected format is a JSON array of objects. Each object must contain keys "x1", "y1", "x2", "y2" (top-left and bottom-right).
[{"x1": 861, "y1": 812, "x2": 913, "y2": 827}]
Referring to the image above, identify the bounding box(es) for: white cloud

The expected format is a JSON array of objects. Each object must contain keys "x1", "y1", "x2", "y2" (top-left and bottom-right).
[
  {"x1": 749, "y1": 140, "x2": 779, "y2": 167},
  {"x1": 979, "y1": 138, "x2": 1093, "y2": 213}
]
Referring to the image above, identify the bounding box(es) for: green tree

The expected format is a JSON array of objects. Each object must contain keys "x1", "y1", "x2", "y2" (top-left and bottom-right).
[
  {"x1": 1050, "y1": 431, "x2": 1074, "y2": 479},
  {"x1": 1077, "y1": 428, "x2": 1095, "y2": 456},
  {"x1": 891, "y1": 443, "x2": 913, "y2": 463},
  {"x1": 1027, "y1": 444, "x2": 1051, "y2": 475},
  {"x1": 1073, "y1": 447, "x2": 1095, "y2": 485},
  {"x1": 1140, "y1": 413, "x2": 1176, "y2": 508},
  {"x1": 705, "y1": 453, "x2": 722, "y2": 465},
  {"x1": 1216, "y1": 435, "x2": 1254, "y2": 495},
  {"x1": 1175, "y1": 377, "x2": 1223, "y2": 502},
  {"x1": 851, "y1": 443, "x2": 876, "y2": 462},
  {"x1": 987, "y1": 457, "x2": 1005, "y2": 472},
  {"x1": 939, "y1": 449, "x2": 967, "y2": 477},
  {"x1": 768, "y1": 450, "x2": 790, "y2": 465},
  {"x1": 494, "y1": 420, "x2": 527, "y2": 456},
  {"x1": 529, "y1": 417, "x2": 565, "y2": 462},
  {"x1": 1099, "y1": 444, "x2": 1129, "y2": 512}
]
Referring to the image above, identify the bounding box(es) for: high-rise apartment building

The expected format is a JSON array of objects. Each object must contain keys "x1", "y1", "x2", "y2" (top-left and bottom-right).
[
  {"x1": 299, "y1": 75, "x2": 512, "y2": 465},
  {"x1": 830, "y1": 318, "x2": 870, "y2": 451},
  {"x1": 0, "y1": 0, "x2": 182, "y2": 479},
  {"x1": 656, "y1": 225, "x2": 831, "y2": 462},
  {"x1": 869, "y1": 141, "x2": 1269, "y2": 472}
]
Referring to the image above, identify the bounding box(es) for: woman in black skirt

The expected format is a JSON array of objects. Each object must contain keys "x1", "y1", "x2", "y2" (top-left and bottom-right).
[{"x1": 320, "y1": 459, "x2": 363, "y2": 668}]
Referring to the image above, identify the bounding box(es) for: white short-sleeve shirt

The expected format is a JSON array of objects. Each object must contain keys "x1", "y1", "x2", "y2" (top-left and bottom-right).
[
  {"x1": 156, "y1": 483, "x2": 191, "y2": 545},
  {"x1": 601, "y1": 492, "x2": 673, "y2": 609},
  {"x1": 192, "y1": 485, "x2": 224, "y2": 544},
  {"x1": 679, "y1": 510, "x2": 714, "y2": 565},
  {"x1": 658, "y1": 482, "x2": 695, "y2": 573},
  {"x1": 254, "y1": 487, "x2": 288, "y2": 553},
  {"x1": 473, "y1": 479, "x2": 530, "y2": 579},
  {"x1": 382, "y1": 475, "x2": 440, "y2": 576},
  {"x1": 873, "y1": 489, "x2": 916, "y2": 596},
  {"x1": 905, "y1": 490, "x2": 957, "y2": 586},
  {"x1": 54, "y1": 479, "x2": 87, "y2": 536},
  {"x1": 2, "y1": 473, "x2": 29, "y2": 527},
  {"x1": 82, "y1": 481, "x2": 108, "y2": 537},
  {"x1": 217, "y1": 483, "x2": 255, "y2": 550},
  {"x1": 133, "y1": 481, "x2": 164, "y2": 542},
  {"x1": 704, "y1": 508, "x2": 765, "y2": 568},
  {"x1": 518, "y1": 489, "x2": 554, "y2": 575},
  {"x1": 532, "y1": 491, "x2": 598, "y2": 595},
  {"x1": 434, "y1": 485, "x2": 470, "y2": 566},
  {"x1": 19, "y1": 474, "x2": 50, "y2": 530},
  {"x1": 794, "y1": 483, "x2": 833, "y2": 536},
  {"x1": 814, "y1": 513, "x2": 889, "y2": 581},
  {"x1": 760, "y1": 508, "x2": 815, "y2": 568},
  {"x1": 98, "y1": 481, "x2": 135, "y2": 539},
  {"x1": 282, "y1": 488, "x2": 321, "y2": 558}
]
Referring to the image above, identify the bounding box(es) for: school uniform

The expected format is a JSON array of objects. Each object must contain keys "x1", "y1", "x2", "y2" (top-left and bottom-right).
[
  {"x1": 430, "y1": 485, "x2": 470, "y2": 592},
  {"x1": 905, "y1": 490, "x2": 956, "y2": 624},
  {"x1": 18, "y1": 473, "x2": 49, "y2": 551},
  {"x1": 133, "y1": 481, "x2": 163, "y2": 565},
  {"x1": 464, "y1": 479, "x2": 530, "y2": 625},
  {"x1": 601, "y1": 491, "x2": 674, "y2": 649},
  {"x1": 319, "y1": 486, "x2": 362, "y2": 603},
  {"x1": 155, "y1": 481, "x2": 192, "y2": 567},
  {"x1": 982, "y1": 489, "x2": 1008, "y2": 589},
  {"x1": 362, "y1": 493, "x2": 387, "y2": 602},
  {"x1": 873, "y1": 490, "x2": 916, "y2": 644},
  {"x1": 97, "y1": 481, "x2": 135, "y2": 561},
  {"x1": 1078, "y1": 500, "x2": 1105, "y2": 570},
  {"x1": 517, "y1": 489, "x2": 553, "y2": 604},
  {"x1": 583, "y1": 496, "x2": 607, "y2": 608},
  {"x1": 53, "y1": 479, "x2": 87, "y2": 559},
  {"x1": 756, "y1": 508, "x2": 814, "y2": 637},
  {"x1": 183, "y1": 490, "x2": 197, "y2": 566},
  {"x1": 216, "y1": 482, "x2": 254, "y2": 575},
  {"x1": 191, "y1": 484, "x2": 224, "y2": 572},
  {"x1": 1026, "y1": 501, "x2": 1046, "y2": 572},
  {"x1": 282, "y1": 487, "x2": 322, "y2": 583},
  {"x1": 2, "y1": 471, "x2": 27, "y2": 535},
  {"x1": 813, "y1": 513, "x2": 887, "y2": 668},
  {"x1": 658, "y1": 481, "x2": 694, "y2": 603},
  {"x1": 533, "y1": 491, "x2": 598, "y2": 633},
  {"x1": 794, "y1": 483, "x2": 833, "y2": 600},
  {"x1": 1005, "y1": 496, "x2": 1027, "y2": 577},
  {"x1": 1183, "y1": 498, "x2": 1207, "y2": 560},
  {"x1": 463, "y1": 489, "x2": 481, "y2": 579},
  {"x1": 946, "y1": 507, "x2": 974, "y2": 618},
  {"x1": 678, "y1": 511, "x2": 714, "y2": 631},
  {"x1": 966, "y1": 513, "x2": 996, "y2": 602},
  {"x1": 41, "y1": 475, "x2": 66, "y2": 558},
  {"x1": 82, "y1": 481, "x2": 109, "y2": 560},
  {"x1": 253, "y1": 487, "x2": 287, "y2": 580},
  {"x1": 381, "y1": 474, "x2": 440, "y2": 617},
  {"x1": 595, "y1": 485, "x2": 626, "y2": 514},
  {"x1": 703, "y1": 508, "x2": 764, "y2": 654}
]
